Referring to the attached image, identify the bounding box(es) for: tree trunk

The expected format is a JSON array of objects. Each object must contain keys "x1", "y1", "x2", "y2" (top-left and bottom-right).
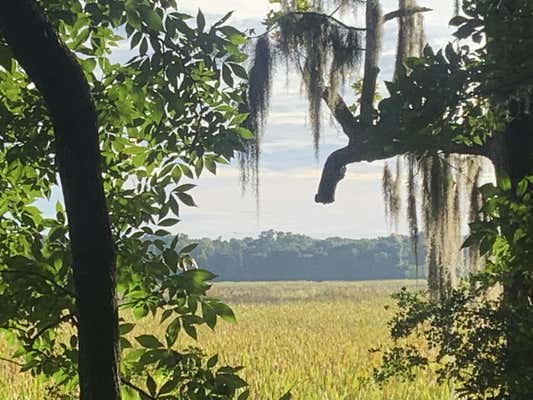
[{"x1": 0, "y1": 2, "x2": 121, "y2": 399}]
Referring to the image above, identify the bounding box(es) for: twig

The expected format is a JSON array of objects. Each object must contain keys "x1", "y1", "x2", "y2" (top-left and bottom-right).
[
  {"x1": 121, "y1": 377, "x2": 156, "y2": 400},
  {"x1": 0, "y1": 356, "x2": 24, "y2": 367},
  {"x1": 29, "y1": 313, "x2": 77, "y2": 344}
]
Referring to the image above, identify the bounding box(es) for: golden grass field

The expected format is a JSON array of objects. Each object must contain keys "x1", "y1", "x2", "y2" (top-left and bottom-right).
[{"x1": 0, "y1": 280, "x2": 451, "y2": 399}]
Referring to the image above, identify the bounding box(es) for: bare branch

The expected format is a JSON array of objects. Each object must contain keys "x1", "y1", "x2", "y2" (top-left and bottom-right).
[
  {"x1": 384, "y1": 7, "x2": 433, "y2": 22},
  {"x1": 121, "y1": 378, "x2": 156, "y2": 400},
  {"x1": 0, "y1": 356, "x2": 24, "y2": 367},
  {"x1": 29, "y1": 313, "x2": 77, "y2": 345}
]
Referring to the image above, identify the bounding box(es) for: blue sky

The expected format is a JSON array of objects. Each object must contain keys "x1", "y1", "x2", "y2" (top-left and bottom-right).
[{"x1": 167, "y1": 1, "x2": 460, "y2": 239}]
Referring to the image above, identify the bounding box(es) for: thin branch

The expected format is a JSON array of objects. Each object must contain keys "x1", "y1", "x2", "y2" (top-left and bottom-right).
[
  {"x1": 383, "y1": 7, "x2": 433, "y2": 22},
  {"x1": 121, "y1": 377, "x2": 156, "y2": 400},
  {"x1": 0, "y1": 356, "x2": 24, "y2": 367},
  {"x1": 328, "y1": 5, "x2": 342, "y2": 17},
  {"x1": 248, "y1": 11, "x2": 366, "y2": 39},
  {"x1": 29, "y1": 313, "x2": 77, "y2": 344}
]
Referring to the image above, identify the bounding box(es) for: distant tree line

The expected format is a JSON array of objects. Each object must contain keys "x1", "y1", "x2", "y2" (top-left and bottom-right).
[{"x1": 166, "y1": 231, "x2": 426, "y2": 281}]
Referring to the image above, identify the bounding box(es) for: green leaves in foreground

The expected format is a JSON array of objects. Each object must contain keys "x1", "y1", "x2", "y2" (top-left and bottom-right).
[{"x1": 0, "y1": 0, "x2": 254, "y2": 399}]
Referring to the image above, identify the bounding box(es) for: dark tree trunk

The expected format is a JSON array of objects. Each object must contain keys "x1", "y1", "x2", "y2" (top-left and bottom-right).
[{"x1": 0, "y1": 2, "x2": 121, "y2": 399}]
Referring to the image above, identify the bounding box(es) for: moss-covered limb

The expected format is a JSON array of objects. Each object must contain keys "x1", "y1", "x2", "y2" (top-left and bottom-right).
[
  {"x1": 270, "y1": 11, "x2": 366, "y2": 34},
  {"x1": 314, "y1": 130, "x2": 497, "y2": 204},
  {"x1": 360, "y1": 0, "x2": 383, "y2": 125},
  {"x1": 321, "y1": 88, "x2": 358, "y2": 141}
]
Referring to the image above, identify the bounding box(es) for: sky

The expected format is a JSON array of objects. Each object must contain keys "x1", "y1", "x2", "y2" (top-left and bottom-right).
[
  {"x1": 37, "y1": 1, "x2": 463, "y2": 240},
  {"x1": 164, "y1": 0, "x2": 461, "y2": 239}
]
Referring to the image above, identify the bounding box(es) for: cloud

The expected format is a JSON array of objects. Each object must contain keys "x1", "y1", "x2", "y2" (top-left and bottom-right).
[{"x1": 179, "y1": 1, "x2": 271, "y2": 20}]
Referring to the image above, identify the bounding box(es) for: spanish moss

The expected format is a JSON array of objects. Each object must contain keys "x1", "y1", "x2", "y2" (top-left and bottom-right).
[{"x1": 395, "y1": 0, "x2": 425, "y2": 78}]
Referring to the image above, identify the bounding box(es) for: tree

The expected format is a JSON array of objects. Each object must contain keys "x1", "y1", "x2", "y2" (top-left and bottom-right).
[
  {"x1": 0, "y1": 1, "x2": 251, "y2": 399},
  {"x1": 243, "y1": 0, "x2": 533, "y2": 298}
]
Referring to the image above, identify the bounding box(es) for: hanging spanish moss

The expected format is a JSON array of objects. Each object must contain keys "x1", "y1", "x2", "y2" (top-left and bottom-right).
[
  {"x1": 454, "y1": 0, "x2": 462, "y2": 16},
  {"x1": 243, "y1": 0, "x2": 486, "y2": 299},
  {"x1": 382, "y1": 158, "x2": 402, "y2": 229},
  {"x1": 395, "y1": 0, "x2": 425, "y2": 78},
  {"x1": 277, "y1": 12, "x2": 363, "y2": 152},
  {"x1": 466, "y1": 157, "x2": 484, "y2": 273},
  {"x1": 245, "y1": 3, "x2": 364, "y2": 158},
  {"x1": 239, "y1": 36, "x2": 272, "y2": 197},
  {"x1": 406, "y1": 154, "x2": 420, "y2": 279},
  {"x1": 388, "y1": 153, "x2": 486, "y2": 299},
  {"x1": 360, "y1": 0, "x2": 383, "y2": 124}
]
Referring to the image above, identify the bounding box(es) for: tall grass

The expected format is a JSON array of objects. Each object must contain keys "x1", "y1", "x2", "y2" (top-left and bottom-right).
[{"x1": 0, "y1": 280, "x2": 451, "y2": 399}]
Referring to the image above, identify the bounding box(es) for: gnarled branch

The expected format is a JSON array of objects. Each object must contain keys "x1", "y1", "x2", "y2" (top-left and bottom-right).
[{"x1": 315, "y1": 131, "x2": 499, "y2": 204}]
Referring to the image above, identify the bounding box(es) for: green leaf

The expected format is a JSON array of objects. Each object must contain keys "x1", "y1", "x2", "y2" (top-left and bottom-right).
[
  {"x1": 165, "y1": 318, "x2": 180, "y2": 348},
  {"x1": 202, "y1": 303, "x2": 217, "y2": 329},
  {"x1": 197, "y1": 9, "x2": 206, "y2": 33},
  {"x1": 140, "y1": 37, "x2": 148, "y2": 55},
  {"x1": 119, "y1": 323, "x2": 135, "y2": 335},
  {"x1": 217, "y1": 373, "x2": 247, "y2": 389},
  {"x1": 235, "y1": 127, "x2": 254, "y2": 139},
  {"x1": 135, "y1": 335, "x2": 164, "y2": 349},
  {"x1": 180, "y1": 243, "x2": 198, "y2": 254},
  {"x1": 159, "y1": 218, "x2": 180, "y2": 227},
  {"x1": 213, "y1": 11, "x2": 234, "y2": 28},
  {"x1": 176, "y1": 192, "x2": 197, "y2": 207},
  {"x1": 230, "y1": 63, "x2": 248, "y2": 80},
  {"x1": 496, "y1": 169, "x2": 512, "y2": 191},
  {"x1": 222, "y1": 64, "x2": 234, "y2": 87},
  {"x1": 158, "y1": 379, "x2": 178, "y2": 396},
  {"x1": 175, "y1": 183, "x2": 196, "y2": 192},
  {"x1": 449, "y1": 16, "x2": 469, "y2": 26},
  {"x1": 207, "y1": 354, "x2": 218, "y2": 368},
  {"x1": 213, "y1": 302, "x2": 236, "y2": 323},
  {"x1": 183, "y1": 323, "x2": 197, "y2": 340},
  {"x1": 140, "y1": 7, "x2": 164, "y2": 32},
  {"x1": 279, "y1": 391, "x2": 292, "y2": 400},
  {"x1": 146, "y1": 373, "x2": 157, "y2": 397}
]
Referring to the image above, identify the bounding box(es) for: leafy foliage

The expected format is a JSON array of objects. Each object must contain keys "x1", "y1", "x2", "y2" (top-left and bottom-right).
[
  {"x1": 0, "y1": 0, "x2": 254, "y2": 398},
  {"x1": 374, "y1": 175, "x2": 533, "y2": 399},
  {"x1": 373, "y1": 1, "x2": 533, "y2": 398}
]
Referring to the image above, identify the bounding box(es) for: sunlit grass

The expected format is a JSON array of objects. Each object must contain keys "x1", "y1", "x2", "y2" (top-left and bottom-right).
[{"x1": 0, "y1": 280, "x2": 451, "y2": 399}]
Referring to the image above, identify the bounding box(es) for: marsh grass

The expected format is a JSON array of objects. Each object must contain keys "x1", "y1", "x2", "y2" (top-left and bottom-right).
[{"x1": 0, "y1": 280, "x2": 451, "y2": 399}]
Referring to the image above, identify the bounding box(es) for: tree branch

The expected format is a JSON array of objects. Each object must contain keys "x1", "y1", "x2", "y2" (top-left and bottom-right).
[
  {"x1": 383, "y1": 7, "x2": 433, "y2": 22},
  {"x1": 29, "y1": 313, "x2": 77, "y2": 345},
  {"x1": 322, "y1": 88, "x2": 358, "y2": 141},
  {"x1": 0, "y1": 356, "x2": 24, "y2": 367},
  {"x1": 248, "y1": 10, "x2": 366, "y2": 39},
  {"x1": 121, "y1": 378, "x2": 156, "y2": 400},
  {"x1": 315, "y1": 134, "x2": 498, "y2": 204},
  {"x1": 360, "y1": 0, "x2": 383, "y2": 125}
]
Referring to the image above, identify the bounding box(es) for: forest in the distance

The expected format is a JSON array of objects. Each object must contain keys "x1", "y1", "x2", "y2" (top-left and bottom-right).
[{"x1": 170, "y1": 231, "x2": 425, "y2": 281}]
